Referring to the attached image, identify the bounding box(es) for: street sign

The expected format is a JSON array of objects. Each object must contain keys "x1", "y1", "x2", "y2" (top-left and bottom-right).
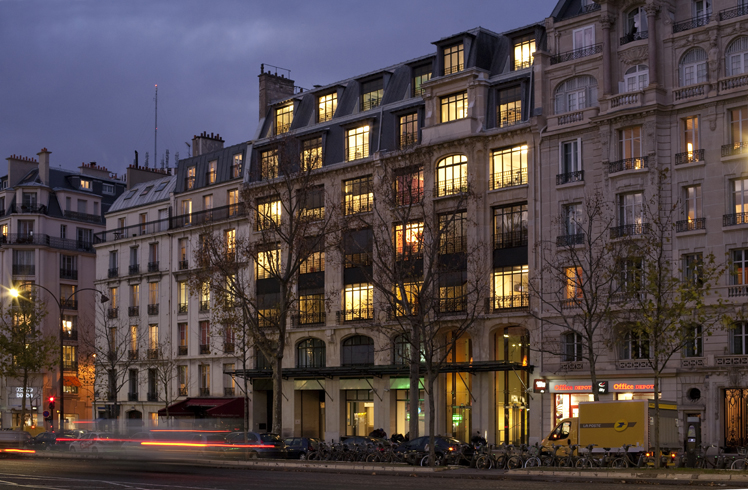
[
  {"x1": 42, "y1": 410, "x2": 50, "y2": 418},
  {"x1": 597, "y1": 381, "x2": 609, "y2": 394}
]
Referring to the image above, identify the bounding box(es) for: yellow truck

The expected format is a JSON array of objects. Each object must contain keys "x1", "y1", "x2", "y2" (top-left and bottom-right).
[{"x1": 542, "y1": 400, "x2": 679, "y2": 456}]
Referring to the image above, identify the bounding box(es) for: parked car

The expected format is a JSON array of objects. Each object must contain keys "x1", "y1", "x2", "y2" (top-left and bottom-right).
[
  {"x1": 0, "y1": 430, "x2": 32, "y2": 450},
  {"x1": 68, "y1": 432, "x2": 117, "y2": 456},
  {"x1": 222, "y1": 432, "x2": 287, "y2": 459},
  {"x1": 284, "y1": 437, "x2": 321, "y2": 460},
  {"x1": 395, "y1": 436, "x2": 473, "y2": 466},
  {"x1": 29, "y1": 432, "x2": 61, "y2": 451}
]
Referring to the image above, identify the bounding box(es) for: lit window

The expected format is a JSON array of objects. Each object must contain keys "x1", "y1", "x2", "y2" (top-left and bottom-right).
[
  {"x1": 684, "y1": 116, "x2": 700, "y2": 155},
  {"x1": 80, "y1": 179, "x2": 91, "y2": 191},
  {"x1": 275, "y1": 104, "x2": 293, "y2": 135},
  {"x1": 318, "y1": 93, "x2": 337, "y2": 122},
  {"x1": 149, "y1": 324, "x2": 159, "y2": 350},
  {"x1": 256, "y1": 197, "x2": 281, "y2": 230},
  {"x1": 260, "y1": 149, "x2": 278, "y2": 180},
  {"x1": 225, "y1": 229, "x2": 236, "y2": 259},
  {"x1": 207, "y1": 160, "x2": 217, "y2": 184},
  {"x1": 343, "y1": 176, "x2": 373, "y2": 215},
  {"x1": 344, "y1": 284, "x2": 373, "y2": 321},
  {"x1": 513, "y1": 35, "x2": 536, "y2": 70},
  {"x1": 732, "y1": 249, "x2": 748, "y2": 286},
  {"x1": 493, "y1": 204, "x2": 528, "y2": 249},
  {"x1": 228, "y1": 189, "x2": 239, "y2": 216},
  {"x1": 148, "y1": 282, "x2": 158, "y2": 306},
  {"x1": 399, "y1": 113, "x2": 418, "y2": 148},
  {"x1": 298, "y1": 297, "x2": 325, "y2": 326},
  {"x1": 436, "y1": 155, "x2": 468, "y2": 196},
  {"x1": 394, "y1": 282, "x2": 421, "y2": 317},
  {"x1": 394, "y1": 221, "x2": 424, "y2": 260},
  {"x1": 564, "y1": 266, "x2": 583, "y2": 301},
  {"x1": 733, "y1": 178, "x2": 748, "y2": 216},
  {"x1": 441, "y1": 91, "x2": 468, "y2": 123},
  {"x1": 619, "y1": 126, "x2": 643, "y2": 163},
  {"x1": 300, "y1": 249, "x2": 325, "y2": 274},
  {"x1": 232, "y1": 154, "x2": 243, "y2": 179},
  {"x1": 729, "y1": 107, "x2": 748, "y2": 148},
  {"x1": 498, "y1": 86, "x2": 522, "y2": 128},
  {"x1": 493, "y1": 265, "x2": 528, "y2": 309},
  {"x1": 186, "y1": 166, "x2": 195, "y2": 190},
  {"x1": 491, "y1": 145, "x2": 528, "y2": 189},
  {"x1": 412, "y1": 64, "x2": 432, "y2": 96},
  {"x1": 181, "y1": 199, "x2": 192, "y2": 225},
  {"x1": 178, "y1": 282, "x2": 188, "y2": 313},
  {"x1": 395, "y1": 167, "x2": 424, "y2": 206},
  {"x1": 301, "y1": 137, "x2": 323, "y2": 171},
  {"x1": 684, "y1": 185, "x2": 702, "y2": 222},
  {"x1": 140, "y1": 185, "x2": 152, "y2": 196},
  {"x1": 438, "y1": 283, "x2": 466, "y2": 312},
  {"x1": 618, "y1": 192, "x2": 644, "y2": 227},
  {"x1": 361, "y1": 79, "x2": 383, "y2": 112},
  {"x1": 444, "y1": 43, "x2": 464, "y2": 75},
  {"x1": 346, "y1": 126, "x2": 370, "y2": 161}
]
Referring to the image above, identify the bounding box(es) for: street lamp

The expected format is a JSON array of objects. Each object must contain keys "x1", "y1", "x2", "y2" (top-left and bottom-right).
[{"x1": 9, "y1": 285, "x2": 108, "y2": 432}]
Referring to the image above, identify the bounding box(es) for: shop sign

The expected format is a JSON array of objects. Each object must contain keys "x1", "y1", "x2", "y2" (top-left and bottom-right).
[
  {"x1": 533, "y1": 379, "x2": 548, "y2": 393},
  {"x1": 7, "y1": 387, "x2": 40, "y2": 409},
  {"x1": 549, "y1": 379, "x2": 655, "y2": 393}
]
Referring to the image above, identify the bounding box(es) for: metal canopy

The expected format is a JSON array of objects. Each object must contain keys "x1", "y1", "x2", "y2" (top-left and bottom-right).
[{"x1": 227, "y1": 360, "x2": 533, "y2": 380}]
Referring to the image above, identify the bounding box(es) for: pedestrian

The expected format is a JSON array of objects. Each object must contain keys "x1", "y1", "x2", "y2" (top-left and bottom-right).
[{"x1": 471, "y1": 430, "x2": 487, "y2": 446}]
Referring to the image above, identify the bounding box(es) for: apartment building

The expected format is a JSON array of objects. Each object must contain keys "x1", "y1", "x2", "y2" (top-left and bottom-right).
[{"x1": 0, "y1": 149, "x2": 126, "y2": 429}]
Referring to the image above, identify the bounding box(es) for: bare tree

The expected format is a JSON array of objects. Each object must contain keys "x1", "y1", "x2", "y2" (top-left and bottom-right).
[
  {"x1": 528, "y1": 189, "x2": 627, "y2": 401},
  {"x1": 617, "y1": 167, "x2": 731, "y2": 466},
  {"x1": 190, "y1": 136, "x2": 338, "y2": 435},
  {"x1": 144, "y1": 338, "x2": 184, "y2": 426},
  {"x1": 339, "y1": 153, "x2": 489, "y2": 464}
]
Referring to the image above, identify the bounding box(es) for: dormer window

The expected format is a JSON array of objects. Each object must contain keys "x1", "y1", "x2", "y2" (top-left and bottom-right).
[
  {"x1": 513, "y1": 35, "x2": 536, "y2": 70},
  {"x1": 103, "y1": 183, "x2": 115, "y2": 195},
  {"x1": 361, "y1": 79, "x2": 383, "y2": 112},
  {"x1": 498, "y1": 86, "x2": 522, "y2": 128},
  {"x1": 318, "y1": 93, "x2": 337, "y2": 122},
  {"x1": 275, "y1": 104, "x2": 293, "y2": 135},
  {"x1": 207, "y1": 160, "x2": 217, "y2": 185},
  {"x1": 186, "y1": 166, "x2": 196, "y2": 190},
  {"x1": 80, "y1": 179, "x2": 91, "y2": 191},
  {"x1": 412, "y1": 65, "x2": 432, "y2": 97},
  {"x1": 444, "y1": 43, "x2": 464, "y2": 75}
]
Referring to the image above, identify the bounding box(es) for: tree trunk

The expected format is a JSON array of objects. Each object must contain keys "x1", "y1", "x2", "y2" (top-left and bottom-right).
[
  {"x1": 272, "y1": 354, "x2": 283, "y2": 435},
  {"x1": 587, "y1": 342, "x2": 599, "y2": 402},
  {"x1": 653, "y1": 374, "x2": 661, "y2": 468},
  {"x1": 427, "y1": 370, "x2": 436, "y2": 467},
  {"x1": 243, "y1": 357, "x2": 250, "y2": 435},
  {"x1": 20, "y1": 369, "x2": 28, "y2": 431},
  {"x1": 408, "y1": 324, "x2": 421, "y2": 440}
]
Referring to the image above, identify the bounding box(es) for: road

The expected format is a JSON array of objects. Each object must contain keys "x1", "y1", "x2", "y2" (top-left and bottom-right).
[{"x1": 0, "y1": 457, "x2": 740, "y2": 489}]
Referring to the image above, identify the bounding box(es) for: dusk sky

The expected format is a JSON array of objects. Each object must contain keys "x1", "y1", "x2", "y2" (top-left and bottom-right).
[{"x1": 1, "y1": 0, "x2": 558, "y2": 178}]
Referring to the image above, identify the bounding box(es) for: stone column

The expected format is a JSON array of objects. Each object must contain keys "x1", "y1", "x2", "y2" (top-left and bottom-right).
[
  {"x1": 646, "y1": 5, "x2": 659, "y2": 86},
  {"x1": 601, "y1": 14, "x2": 615, "y2": 95}
]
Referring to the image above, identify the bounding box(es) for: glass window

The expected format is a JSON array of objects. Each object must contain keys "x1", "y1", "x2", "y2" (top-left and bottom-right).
[
  {"x1": 493, "y1": 265, "x2": 528, "y2": 309},
  {"x1": 436, "y1": 154, "x2": 468, "y2": 196},
  {"x1": 491, "y1": 145, "x2": 528, "y2": 189},
  {"x1": 564, "y1": 266, "x2": 583, "y2": 300},
  {"x1": 626, "y1": 6, "x2": 648, "y2": 36},
  {"x1": 260, "y1": 149, "x2": 278, "y2": 180},
  {"x1": 732, "y1": 249, "x2": 748, "y2": 285},
  {"x1": 300, "y1": 249, "x2": 325, "y2": 274},
  {"x1": 444, "y1": 43, "x2": 464, "y2": 75},
  {"x1": 730, "y1": 107, "x2": 748, "y2": 147},
  {"x1": 299, "y1": 185, "x2": 325, "y2": 221},
  {"x1": 207, "y1": 160, "x2": 217, "y2": 184},
  {"x1": 232, "y1": 154, "x2": 243, "y2": 178},
  {"x1": 573, "y1": 25, "x2": 595, "y2": 49},
  {"x1": 441, "y1": 91, "x2": 468, "y2": 122},
  {"x1": 513, "y1": 35, "x2": 536, "y2": 70},
  {"x1": 562, "y1": 332, "x2": 583, "y2": 361},
  {"x1": 130, "y1": 284, "x2": 140, "y2": 308},
  {"x1": 439, "y1": 211, "x2": 467, "y2": 254},
  {"x1": 683, "y1": 116, "x2": 700, "y2": 157},
  {"x1": 298, "y1": 293, "x2": 325, "y2": 324},
  {"x1": 148, "y1": 282, "x2": 158, "y2": 306},
  {"x1": 178, "y1": 282, "x2": 188, "y2": 312},
  {"x1": 618, "y1": 192, "x2": 644, "y2": 226},
  {"x1": 178, "y1": 323, "x2": 187, "y2": 348},
  {"x1": 257, "y1": 244, "x2": 280, "y2": 280},
  {"x1": 343, "y1": 284, "x2": 373, "y2": 321},
  {"x1": 731, "y1": 323, "x2": 748, "y2": 355},
  {"x1": 343, "y1": 175, "x2": 373, "y2": 215},
  {"x1": 684, "y1": 185, "x2": 702, "y2": 221},
  {"x1": 346, "y1": 126, "x2": 370, "y2": 161},
  {"x1": 498, "y1": 86, "x2": 522, "y2": 128},
  {"x1": 301, "y1": 137, "x2": 323, "y2": 170},
  {"x1": 493, "y1": 204, "x2": 528, "y2": 248},
  {"x1": 186, "y1": 166, "x2": 195, "y2": 190},
  {"x1": 399, "y1": 113, "x2": 418, "y2": 148},
  {"x1": 554, "y1": 76, "x2": 598, "y2": 114},
  {"x1": 318, "y1": 92, "x2": 337, "y2": 122},
  {"x1": 256, "y1": 197, "x2": 281, "y2": 230},
  {"x1": 394, "y1": 221, "x2": 424, "y2": 260},
  {"x1": 620, "y1": 126, "x2": 643, "y2": 160},
  {"x1": 395, "y1": 167, "x2": 424, "y2": 206},
  {"x1": 683, "y1": 253, "x2": 703, "y2": 286},
  {"x1": 734, "y1": 179, "x2": 748, "y2": 215},
  {"x1": 297, "y1": 338, "x2": 325, "y2": 368},
  {"x1": 620, "y1": 330, "x2": 650, "y2": 359},
  {"x1": 560, "y1": 140, "x2": 581, "y2": 174},
  {"x1": 412, "y1": 64, "x2": 432, "y2": 96},
  {"x1": 624, "y1": 65, "x2": 649, "y2": 92},
  {"x1": 361, "y1": 79, "x2": 383, "y2": 111},
  {"x1": 275, "y1": 104, "x2": 293, "y2": 134},
  {"x1": 341, "y1": 335, "x2": 374, "y2": 365},
  {"x1": 726, "y1": 37, "x2": 748, "y2": 76},
  {"x1": 679, "y1": 48, "x2": 708, "y2": 87},
  {"x1": 225, "y1": 229, "x2": 236, "y2": 259}
]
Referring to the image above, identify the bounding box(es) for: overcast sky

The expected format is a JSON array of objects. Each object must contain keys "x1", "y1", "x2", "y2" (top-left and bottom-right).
[{"x1": 0, "y1": 0, "x2": 558, "y2": 178}]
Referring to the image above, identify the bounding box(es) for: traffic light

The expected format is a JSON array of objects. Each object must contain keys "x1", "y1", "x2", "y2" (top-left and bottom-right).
[{"x1": 48, "y1": 396, "x2": 55, "y2": 411}]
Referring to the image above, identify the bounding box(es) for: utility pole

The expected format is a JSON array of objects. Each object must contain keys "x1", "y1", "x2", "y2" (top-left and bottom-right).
[{"x1": 154, "y1": 84, "x2": 158, "y2": 169}]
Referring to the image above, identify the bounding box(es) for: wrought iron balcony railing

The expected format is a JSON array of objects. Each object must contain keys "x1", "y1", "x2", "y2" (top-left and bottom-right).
[
  {"x1": 608, "y1": 156, "x2": 648, "y2": 174},
  {"x1": 60, "y1": 299, "x2": 77, "y2": 310},
  {"x1": 147, "y1": 261, "x2": 159, "y2": 273},
  {"x1": 108, "y1": 267, "x2": 118, "y2": 278},
  {"x1": 60, "y1": 268, "x2": 78, "y2": 280},
  {"x1": 436, "y1": 297, "x2": 467, "y2": 314},
  {"x1": 63, "y1": 210, "x2": 102, "y2": 224},
  {"x1": 550, "y1": 43, "x2": 602, "y2": 65},
  {"x1": 620, "y1": 30, "x2": 648, "y2": 46},
  {"x1": 178, "y1": 303, "x2": 188, "y2": 314},
  {"x1": 676, "y1": 218, "x2": 706, "y2": 232},
  {"x1": 199, "y1": 345, "x2": 210, "y2": 355},
  {"x1": 147, "y1": 393, "x2": 158, "y2": 402},
  {"x1": 224, "y1": 387, "x2": 235, "y2": 396},
  {"x1": 494, "y1": 230, "x2": 528, "y2": 249},
  {"x1": 672, "y1": 14, "x2": 711, "y2": 33},
  {"x1": 107, "y1": 307, "x2": 118, "y2": 319},
  {"x1": 128, "y1": 392, "x2": 138, "y2": 402},
  {"x1": 148, "y1": 304, "x2": 159, "y2": 315},
  {"x1": 62, "y1": 329, "x2": 78, "y2": 341},
  {"x1": 720, "y1": 4, "x2": 748, "y2": 20},
  {"x1": 178, "y1": 260, "x2": 189, "y2": 270},
  {"x1": 338, "y1": 308, "x2": 374, "y2": 323},
  {"x1": 610, "y1": 223, "x2": 650, "y2": 238},
  {"x1": 199, "y1": 387, "x2": 210, "y2": 396},
  {"x1": 722, "y1": 142, "x2": 748, "y2": 157},
  {"x1": 674, "y1": 149, "x2": 704, "y2": 164},
  {"x1": 435, "y1": 176, "x2": 468, "y2": 197},
  {"x1": 129, "y1": 264, "x2": 139, "y2": 275},
  {"x1": 128, "y1": 349, "x2": 138, "y2": 360},
  {"x1": 147, "y1": 348, "x2": 160, "y2": 360},
  {"x1": 177, "y1": 346, "x2": 188, "y2": 356},
  {"x1": 223, "y1": 342, "x2": 235, "y2": 354},
  {"x1": 12, "y1": 264, "x2": 34, "y2": 275},
  {"x1": 128, "y1": 306, "x2": 139, "y2": 317},
  {"x1": 724, "y1": 212, "x2": 748, "y2": 227},
  {"x1": 487, "y1": 294, "x2": 529, "y2": 312},
  {"x1": 199, "y1": 301, "x2": 210, "y2": 312},
  {"x1": 490, "y1": 169, "x2": 527, "y2": 190},
  {"x1": 556, "y1": 233, "x2": 585, "y2": 247},
  {"x1": 556, "y1": 170, "x2": 584, "y2": 185}
]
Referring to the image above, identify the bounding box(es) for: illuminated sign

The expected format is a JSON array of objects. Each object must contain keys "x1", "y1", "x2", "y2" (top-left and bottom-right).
[
  {"x1": 549, "y1": 379, "x2": 655, "y2": 393},
  {"x1": 533, "y1": 379, "x2": 548, "y2": 393}
]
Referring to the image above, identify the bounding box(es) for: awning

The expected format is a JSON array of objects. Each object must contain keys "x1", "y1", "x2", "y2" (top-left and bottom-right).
[
  {"x1": 158, "y1": 397, "x2": 244, "y2": 418},
  {"x1": 63, "y1": 376, "x2": 82, "y2": 387}
]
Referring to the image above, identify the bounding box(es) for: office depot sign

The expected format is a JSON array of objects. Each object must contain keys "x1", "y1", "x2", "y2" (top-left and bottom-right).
[{"x1": 549, "y1": 379, "x2": 655, "y2": 393}]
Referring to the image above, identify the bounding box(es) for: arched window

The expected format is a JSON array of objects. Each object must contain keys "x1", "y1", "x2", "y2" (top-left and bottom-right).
[
  {"x1": 626, "y1": 6, "x2": 648, "y2": 36},
  {"x1": 726, "y1": 37, "x2": 748, "y2": 76},
  {"x1": 297, "y1": 338, "x2": 325, "y2": 368},
  {"x1": 623, "y1": 65, "x2": 649, "y2": 92},
  {"x1": 679, "y1": 48, "x2": 708, "y2": 86},
  {"x1": 393, "y1": 334, "x2": 410, "y2": 365},
  {"x1": 554, "y1": 76, "x2": 598, "y2": 114},
  {"x1": 341, "y1": 335, "x2": 374, "y2": 366},
  {"x1": 435, "y1": 155, "x2": 468, "y2": 197}
]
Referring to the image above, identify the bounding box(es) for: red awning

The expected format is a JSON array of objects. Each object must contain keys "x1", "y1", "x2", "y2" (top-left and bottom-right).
[
  {"x1": 158, "y1": 397, "x2": 243, "y2": 417},
  {"x1": 63, "y1": 376, "x2": 82, "y2": 387}
]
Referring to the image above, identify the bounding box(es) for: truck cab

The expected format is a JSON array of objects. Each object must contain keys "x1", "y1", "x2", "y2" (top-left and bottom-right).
[{"x1": 542, "y1": 419, "x2": 577, "y2": 456}]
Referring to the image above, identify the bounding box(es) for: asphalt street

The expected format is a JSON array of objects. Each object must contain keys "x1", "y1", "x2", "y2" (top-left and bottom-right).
[{"x1": 0, "y1": 458, "x2": 744, "y2": 490}]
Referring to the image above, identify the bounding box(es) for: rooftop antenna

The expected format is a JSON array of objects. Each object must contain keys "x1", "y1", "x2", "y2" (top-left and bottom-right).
[
  {"x1": 185, "y1": 142, "x2": 191, "y2": 158},
  {"x1": 153, "y1": 84, "x2": 158, "y2": 170},
  {"x1": 164, "y1": 149, "x2": 169, "y2": 169},
  {"x1": 145, "y1": 152, "x2": 149, "y2": 167}
]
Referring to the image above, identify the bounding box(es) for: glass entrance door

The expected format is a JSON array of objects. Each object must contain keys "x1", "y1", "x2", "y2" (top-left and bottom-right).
[{"x1": 345, "y1": 390, "x2": 373, "y2": 436}]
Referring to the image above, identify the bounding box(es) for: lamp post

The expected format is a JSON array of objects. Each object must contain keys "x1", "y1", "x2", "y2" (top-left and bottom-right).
[{"x1": 10, "y1": 286, "x2": 108, "y2": 432}]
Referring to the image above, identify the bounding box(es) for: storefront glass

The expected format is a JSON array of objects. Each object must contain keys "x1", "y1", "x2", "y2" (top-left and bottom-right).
[
  {"x1": 345, "y1": 389, "x2": 373, "y2": 436},
  {"x1": 495, "y1": 327, "x2": 530, "y2": 445},
  {"x1": 396, "y1": 389, "x2": 424, "y2": 437},
  {"x1": 554, "y1": 394, "x2": 594, "y2": 425},
  {"x1": 446, "y1": 332, "x2": 472, "y2": 442}
]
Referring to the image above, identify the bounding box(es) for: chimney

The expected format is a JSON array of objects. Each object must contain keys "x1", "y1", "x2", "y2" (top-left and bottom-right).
[
  {"x1": 37, "y1": 148, "x2": 50, "y2": 186},
  {"x1": 258, "y1": 63, "x2": 295, "y2": 121},
  {"x1": 126, "y1": 164, "x2": 171, "y2": 189},
  {"x1": 191, "y1": 131, "x2": 225, "y2": 157},
  {"x1": 6, "y1": 153, "x2": 39, "y2": 189}
]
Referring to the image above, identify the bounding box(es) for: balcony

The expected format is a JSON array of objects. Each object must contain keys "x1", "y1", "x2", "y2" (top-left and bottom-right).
[
  {"x1": 129, "y1": 264, "x2": 139, "y2": 275},
  {"x1": 179, "y1": 387, "x2": 188, "y2": 396},
  {"x1": 147, "y1": 348, "x2": 160, "y2": 360},
  {"x1": 610, "y1": 223, "x2": 650, "y2": 239},
  {"x1": 675, "y1": 149, "x2": 704, "y2": 164},
  {"x1": 128, "y1": 349, "x2": 138, "y2": 360},
  {"x1": 62, "y1": 329, "x2": 78, "y2": 341},
  {"x1": 609, "y1": 91, "x2": 641, "y2": 109},
  {"x1": 436, "y1": 297, "x2": 467, "y2": 314},
  {"x1": 128, "y1": 392, "x2": 138, "y2": 402},
  {"x1": 148, "y1": 304, "x2": 159, "y2": 316},
  {"x1": 556, "y1": 233, "x2": 585, "y2": 247},
  {"x1": 223, "y1": 342, "x2": 235, "y2": 354},
  {"x1": 178, "y1": 260, "x2": 189, "y2": 270},
  {"x1": 94, "y1": 217, "x2": 169, "y2": 243},
  {"x1": 198, "y1": 387, "x2": 210, "y2": 396},
  {"x1": 224, "y1": 387, "x2": 236, "y2": 397},
  {"x1": 494, "y1": 230, "x2": 528, "y2": 249},
  {"x1": 60, "y1": 268, "x2": 78, "y2": 280},
  {"x1": 178, "y1": 345, "x2": 188, "y2": 356},
  {"x1": 63, "y1": 361, "x2": 78, "y2": 371},
  {"x1": 63, "y1": 210, "x2": 102, "y2": 224},
  {"x1": 487, "y1": 294, "x2": 529, "y2": 312},
  {"x1": 728, "y1": 285, "x2": 748, "y2": 297},
  {"x1": 676, "y1": 218, "x2": 705, "y2": 232},
  {"x1": 147, "y1": 262, "x2": 159, "y2": 273},
  {"x1": 128, "y1": 306, "x2": 139, "y2": 317},
  {"x1": 199, "y1": 301, "x2": 210, "y2": 312},
  {"x1": 719, "y1": 74, "x2": 748, "y2": 92},
  {"x1": 108, "y1": 267, "x2": 118, "y2": 278},
  {"x1": 435, "y1": 176, "x2": 468, "y2": 197},
  {"x1": 5, "y1": 233, "x2": 95, "y2": 253},
  {"x1": 107, "y1": 307, "x2": 118, "y2": 319},
  {"x1": 556, "y1": 170, "x2": 584, "y2": 185},
  {"x1": 620, "y1": 30, "x2": 648, "y2": 46},
  {"x1": 720, "y1": 4, "x2": 748, "y2": 20},
  {"x1": 724, "y1": 212, "x2": 748, "y2": 227},
  {"x1": 12, "y1": 264, "x2": 34, "y2": 275},
  {"x1": 171, "y1": 202, "x2": 247, "y2": 230},
  {"x1": 673, "y1": 83, "x2": 708, "y2": 101},
  {"x1": 338, "y1": 308, "x2": 374, "y2": 323},
  {"x1": 147, "y1": 393, "x2": 158, "y2": 402},
  {"x1": 672, "y1": 14, "x2": 710, "y2": 33},
  {"x1": 178, "y1": 303, "x2": 188, "y2": 314},
  {"x1": 295, "y1": 311, "x2": 326, "y2": 326},
  {"x1": 199, "y1": 344, "x2": 210, "y2": 355},
  {"x1": 608, "y1": 156, "x2": 648, "y2": 174},
  {"x1": 490, "y1": 169, "x2": 527, "y2": 190},
  {"x1": 60, "y1": 299, "x2": 77, "y2": 310},
  {"x1": 550, "y1": 43, "x2": 602, "y2": 65},
  {"x1": 560, "y1": 298, "x2": 581, "y2": 309},
  {"x1": 722, "y1": 142, "x2": 748, "y2": 157}
]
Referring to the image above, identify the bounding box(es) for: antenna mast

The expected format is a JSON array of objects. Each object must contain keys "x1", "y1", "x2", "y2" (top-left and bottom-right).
[{"x1": 153, "y1": 84, "x2": 158, "y2": 169}]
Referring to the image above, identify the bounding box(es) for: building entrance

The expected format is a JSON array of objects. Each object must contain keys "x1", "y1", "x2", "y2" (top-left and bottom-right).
[{"x1": 345, "y1": 389, "x2": 373, "y2": 436}]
